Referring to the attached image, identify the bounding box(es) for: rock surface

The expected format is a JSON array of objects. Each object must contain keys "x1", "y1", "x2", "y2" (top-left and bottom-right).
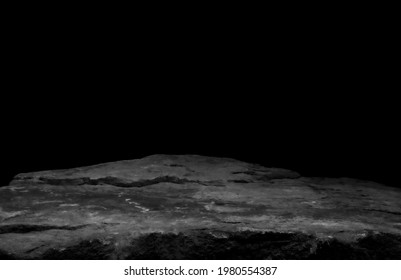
[{"x1": 0, "y1": 154, "x2": 400, "y2": 259}]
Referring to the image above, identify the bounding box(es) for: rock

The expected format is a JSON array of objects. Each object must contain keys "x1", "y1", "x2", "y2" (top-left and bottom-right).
[{"x1": 0, "y1": 154, "x2": 400, "y2": 259}]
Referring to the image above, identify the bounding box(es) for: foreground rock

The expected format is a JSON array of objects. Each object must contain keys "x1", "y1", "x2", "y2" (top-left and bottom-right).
[{"x1": 0, "y1": 154, "x2": 400, "y2": 259}]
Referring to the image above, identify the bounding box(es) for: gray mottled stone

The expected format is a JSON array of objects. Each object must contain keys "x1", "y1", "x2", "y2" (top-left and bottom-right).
[{"x1": 1, "y1": 155, "x2": 400, "y2": 259}]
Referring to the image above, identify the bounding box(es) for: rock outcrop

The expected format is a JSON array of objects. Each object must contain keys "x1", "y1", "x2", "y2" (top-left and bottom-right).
[{"x1": 0, "y1": 154, "x2": 400, "y2": 259}]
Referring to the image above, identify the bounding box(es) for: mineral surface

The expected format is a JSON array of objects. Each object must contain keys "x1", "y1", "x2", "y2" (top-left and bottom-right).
[{"x1": 0, "y1": 154, "x2": 400, "y2": 259}]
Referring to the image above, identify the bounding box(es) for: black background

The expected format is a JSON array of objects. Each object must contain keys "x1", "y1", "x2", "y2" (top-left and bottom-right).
[
  {"x1": 1, "y1": 13, "x2": 399, "y2": 189},
  {"x1": 2, "y1": 72, "x2": 398, "y2": 188}
]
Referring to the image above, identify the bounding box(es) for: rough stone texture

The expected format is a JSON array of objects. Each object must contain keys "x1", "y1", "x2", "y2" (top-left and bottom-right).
[{"x1": 0, "y1": 154, "x2": 400, "y2": 259}]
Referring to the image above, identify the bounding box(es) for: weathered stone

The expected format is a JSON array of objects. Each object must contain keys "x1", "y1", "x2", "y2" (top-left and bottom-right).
[{"x1": 0, "y1": 154, "x2": 400, "y2": 259}]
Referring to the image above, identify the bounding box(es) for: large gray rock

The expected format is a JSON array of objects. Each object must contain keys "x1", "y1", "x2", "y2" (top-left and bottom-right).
[{"x1": 1, "y1": 154, "x2": 400, "y2": 259}]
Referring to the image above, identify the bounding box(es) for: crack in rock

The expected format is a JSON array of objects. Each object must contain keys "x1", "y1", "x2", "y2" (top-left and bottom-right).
[
  {"x1": 0, "y1": 224, "x2": 88, "y2": 234},
  {"x1": 365, "y1": 209, "x2": 401, "y2": 216},
  {"x1": 25, "y1": 245, "x2": 46, "y2": 253},
  {"x1": 231, "y1": 170, "x2": 300, "y2": 180},
  {"x1": 37, "y1": 176, "x2": 224, "y2": 188}
]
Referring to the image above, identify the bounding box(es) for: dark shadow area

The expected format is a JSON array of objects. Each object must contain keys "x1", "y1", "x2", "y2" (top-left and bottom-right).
[
  {"x1": 312, "y1": 232, "x2": 401, "y2": 260},
  {"x1": 127, "y1": 231, "x2": 315, "y2": 260},
  {"x1": 0, "y1": 224, "x2": 87, "y2": 234},
  {"x1": 0, "y1": 249, "x2": 15, "y2": 260},
  {"x1": 42, "y1": 239, "x2": 114, "y2": 260},
  {"x1": 7, "y1": 231, "x2": 397, "y2": 260}
]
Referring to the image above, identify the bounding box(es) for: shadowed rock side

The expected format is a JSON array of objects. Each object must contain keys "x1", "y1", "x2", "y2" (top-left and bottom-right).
[
  {"x1": 4, "y1": 231, "x2": 401, "y2": 260},
  {"x1": 0, "y1": 154, "x2": 400, "y2": 259}
]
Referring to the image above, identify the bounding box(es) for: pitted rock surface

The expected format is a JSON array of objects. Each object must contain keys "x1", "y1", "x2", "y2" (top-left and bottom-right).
[{"x1": 1, "y1": 155, "x2": 400, "y2": 259}]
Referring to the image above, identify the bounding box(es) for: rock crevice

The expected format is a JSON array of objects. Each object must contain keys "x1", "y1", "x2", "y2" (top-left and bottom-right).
[
  {"x1": 37, "y1": 175, "x2": 223, "y2": 188},
  {"x1": 0, "y1": 224, "x2": 87, "y2": 234}
]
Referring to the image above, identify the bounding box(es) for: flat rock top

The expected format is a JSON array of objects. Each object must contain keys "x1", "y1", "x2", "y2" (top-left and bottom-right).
[{"x1": 1, "y1": 154, "x2": 401, "y2": 259}]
